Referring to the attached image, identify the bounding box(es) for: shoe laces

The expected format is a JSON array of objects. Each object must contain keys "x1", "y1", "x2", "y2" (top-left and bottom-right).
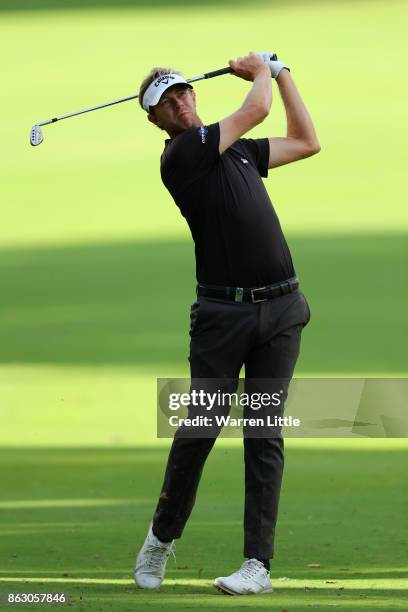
[
  {"x1": 145, "y1": 541, "x2": 176, "y2": 571},
  {"x1": 239, "y1": 559, "x2": 264, "y2": 580}
]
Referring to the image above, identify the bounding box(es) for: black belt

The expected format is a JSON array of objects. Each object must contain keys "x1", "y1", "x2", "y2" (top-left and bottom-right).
[{"x1": 197, "y1": 277, "x2": 299, "y2": 303}]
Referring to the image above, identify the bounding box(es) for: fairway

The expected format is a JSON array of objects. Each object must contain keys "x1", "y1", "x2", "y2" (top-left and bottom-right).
[
  {"x1": 1, "y1": 0, "x2": 407, "y2": 609},
  {"x1": 1, "y1": 444, "x2": 408, "y2": 610}
]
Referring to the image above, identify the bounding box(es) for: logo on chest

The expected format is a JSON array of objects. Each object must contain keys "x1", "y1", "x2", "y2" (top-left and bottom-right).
[
  {"x1": 240, "y1": 157, "x2": 249, "y2": 164},
  {"x1": 198, "y1": 126, "x2": 208, "y2": 143}
]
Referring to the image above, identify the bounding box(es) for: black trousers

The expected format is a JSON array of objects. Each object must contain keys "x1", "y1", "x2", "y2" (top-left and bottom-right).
[{"x1": 153, "y1": 289, "x2": 311, "y2": 559}]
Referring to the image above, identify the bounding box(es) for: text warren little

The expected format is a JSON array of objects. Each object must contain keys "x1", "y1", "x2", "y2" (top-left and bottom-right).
[{"x1": 169, "y1": 415, "x2": 301, "y2": 427}]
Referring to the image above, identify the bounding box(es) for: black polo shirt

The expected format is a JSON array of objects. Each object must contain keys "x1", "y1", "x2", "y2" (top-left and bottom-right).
[{"x1": 160, "y1": 122, "x2": 295, "y2": 287}]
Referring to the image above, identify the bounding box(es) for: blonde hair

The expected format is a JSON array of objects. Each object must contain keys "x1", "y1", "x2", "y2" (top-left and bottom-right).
[{"x1": 138, "y1": 67, "x2": 183, "y2": 112}]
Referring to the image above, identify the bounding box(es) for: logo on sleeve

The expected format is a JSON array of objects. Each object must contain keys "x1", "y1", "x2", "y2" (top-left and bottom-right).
[
  {"x1": 198, "y1": 126, "x2": 208, "y2": 143},
  {"x1": 240, "y1": 158, "x2": 248, "y2": 164}
]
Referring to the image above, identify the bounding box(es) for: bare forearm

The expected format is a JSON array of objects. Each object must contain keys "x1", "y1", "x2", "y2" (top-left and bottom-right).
[
  {"x1": 242, "y1": 65, "x2": 272, "y2": 117},
  {"x1": 276, "y1": 70, "x2": 319, "y2": 146},
  {"x1": 219, "y1": 54, "x2": 273, "y2": 153}
]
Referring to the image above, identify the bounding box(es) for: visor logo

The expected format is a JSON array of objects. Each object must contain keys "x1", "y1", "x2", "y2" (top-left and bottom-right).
[{"x1": 154, "y1": 75, "x2": 176, "y2": 87}]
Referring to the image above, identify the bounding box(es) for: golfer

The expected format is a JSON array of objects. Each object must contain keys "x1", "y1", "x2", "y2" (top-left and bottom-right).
[{"x1": 134, "y1": 52, "x2": 320, "y2": 596}]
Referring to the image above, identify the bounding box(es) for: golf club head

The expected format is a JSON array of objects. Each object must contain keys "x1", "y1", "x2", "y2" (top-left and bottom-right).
[{"x1": 30, "y1": 125, "x2": 44, "y2": 146}]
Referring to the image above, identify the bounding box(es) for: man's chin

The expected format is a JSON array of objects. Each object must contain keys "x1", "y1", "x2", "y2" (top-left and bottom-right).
[
  {"x1": 173, "y1": 120, "x2": 194, "y2": 134},
  {"x1": 170, "y1": 116, "x2": 198, "y2": 136},
  {"x1": 179, "y1": 116, "x2": 193, "y2": 128}
]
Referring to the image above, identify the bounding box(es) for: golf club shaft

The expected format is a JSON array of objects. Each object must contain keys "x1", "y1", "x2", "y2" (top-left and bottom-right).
[
  {"x1": 35, "y1": 68, "x2": 229, "y2": 127},
  {"x1": 35, "y1": 58, "x2": 277, "y2": 128},
  {"x1": 37, "y1": 92, "x2": 139, "y2": 127}
]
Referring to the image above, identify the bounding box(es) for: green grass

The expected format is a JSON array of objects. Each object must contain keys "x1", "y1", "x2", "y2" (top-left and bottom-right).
[
  {"x1": 1, "y1": 445, "x2": 407, "y2": 610},
  {"x1": 1, "y1": 1, "x2": 407, "y2": 248},
  {"x1": 0, "y1": 233, "x2": 406, "y2": 448},
  {"x1": 0, "y1": 0, "x2": 407, "y2": 609},
  {"x1": 0, "y1": 233, "x2": 407, "y2": 373}
]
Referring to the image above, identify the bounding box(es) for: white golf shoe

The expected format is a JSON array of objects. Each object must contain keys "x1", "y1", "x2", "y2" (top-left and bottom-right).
[
  {"x1": 214, "y1": 558, "x2": 273, "y2": 595},
  {"x1": 134, "y1": 524, "x2": 175, "y2": 589}
]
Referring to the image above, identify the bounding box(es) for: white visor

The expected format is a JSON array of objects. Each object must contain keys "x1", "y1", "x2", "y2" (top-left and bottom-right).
[{"x1": 142, "y1": 73, "x2": 192, "y2": 112}]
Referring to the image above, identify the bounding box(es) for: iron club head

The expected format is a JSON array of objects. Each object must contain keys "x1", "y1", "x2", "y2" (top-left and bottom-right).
[{"x1": 30, "y1": 125, "x2": 44, "y2": 146}]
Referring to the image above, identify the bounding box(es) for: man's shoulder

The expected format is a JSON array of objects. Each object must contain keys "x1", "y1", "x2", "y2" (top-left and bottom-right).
[
  {"x1": 161, "y1": 123, "x2": 220, "y2": 173},
  {"x1": 160, "y1": 127, "x2": 199, "y2": 168},
  {"x1": 167, "y1": 123, "x2": 219, "y2": 152}
]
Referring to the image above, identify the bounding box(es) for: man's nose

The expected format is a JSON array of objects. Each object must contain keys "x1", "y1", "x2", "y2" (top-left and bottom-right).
[{"x1": 174, "y1": 98, "x2": 183, "y2": 109}]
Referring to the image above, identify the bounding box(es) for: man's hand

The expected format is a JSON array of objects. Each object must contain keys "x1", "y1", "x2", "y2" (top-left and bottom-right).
[
  {"x1": 267, "y1": 60, "x2": 290, "y2": 80},
  {"x1": 255, "y1": 51, "x2": 290, "y2": 79},
  {"x1": 228, "y1": 52, "x2": 270, "y2": 82}
]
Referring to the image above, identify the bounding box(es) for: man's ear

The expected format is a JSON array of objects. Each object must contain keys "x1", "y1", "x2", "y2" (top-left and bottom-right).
[
  {"x1": 148, "y1": 112, "x2": 160, "y2": 128},
  {"x1": 148, "y1": 111, "x2": 164, "y2": 130}
]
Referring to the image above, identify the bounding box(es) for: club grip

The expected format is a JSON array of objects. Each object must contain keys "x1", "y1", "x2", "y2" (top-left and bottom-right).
[
  {"x1": 204, "y1": 67, "x2": 231, "y2": 79},
  {"x1": 204, "y1": 54, "x2": 278, "y2": 80}
]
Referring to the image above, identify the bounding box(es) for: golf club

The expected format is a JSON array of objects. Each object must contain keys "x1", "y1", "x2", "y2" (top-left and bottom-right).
[{"x1": 29, "y1": 54, "x2": 278, "y2": 147}]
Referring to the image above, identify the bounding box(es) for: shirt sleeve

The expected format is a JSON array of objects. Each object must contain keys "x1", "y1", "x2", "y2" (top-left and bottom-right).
[
  {"x1": 239, "y1": 137, "x2": 270, "y2": 178},
  {"x1": 163, "y1": 123, "x2": 220, "y2": 194}
]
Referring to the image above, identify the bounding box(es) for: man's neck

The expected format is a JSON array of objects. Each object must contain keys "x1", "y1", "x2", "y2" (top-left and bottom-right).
[{"x1": 167, "y1": 116, "x2": 203, "y2": 139}]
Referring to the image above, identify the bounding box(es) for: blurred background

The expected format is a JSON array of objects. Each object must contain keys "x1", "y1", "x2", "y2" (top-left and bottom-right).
[
  {"x1": 0, "y1": 1, "x2": 407, "y2": 608},
  {"x1": 1, "y1": 0, "x2": 406, "y2": 446}
]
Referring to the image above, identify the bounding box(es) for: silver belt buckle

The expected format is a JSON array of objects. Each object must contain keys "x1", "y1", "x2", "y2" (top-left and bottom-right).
[{"x1": 251, "y1": 286, "x2": 268, "y2": 303}]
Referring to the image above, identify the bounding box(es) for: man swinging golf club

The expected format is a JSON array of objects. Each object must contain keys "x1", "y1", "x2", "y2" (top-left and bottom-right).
[{"x1": 134, "y1": 51, "x2": 320, "y2": 596}]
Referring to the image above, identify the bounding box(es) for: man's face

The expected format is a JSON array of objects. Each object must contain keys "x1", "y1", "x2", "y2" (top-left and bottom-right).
[{"x1": 148, "y1": 84, "x2": 199, "y2": 136}]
